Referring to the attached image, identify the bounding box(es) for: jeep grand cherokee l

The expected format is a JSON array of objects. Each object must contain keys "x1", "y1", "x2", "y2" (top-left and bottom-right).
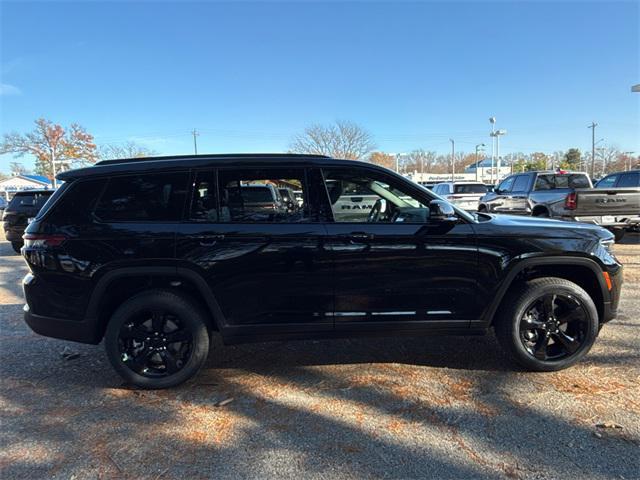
[{"x1": 21, "y1": 154, "x2": 623, "y2": 389}]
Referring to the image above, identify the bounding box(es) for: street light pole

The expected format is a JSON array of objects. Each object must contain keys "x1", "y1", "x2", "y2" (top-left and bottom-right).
[
  {"x1": 475, "y1": 143, "x2": 485, "y2": 182},
  {"x1": 588, "y1": 122, "x2": 597, "y2": 180},
  {"x1": 192, "y1": 129, "x2": 199, "y2": 155},
  {"x1": 489, "y1": 117, "x2": 496, "y2": 184},
  {"x1": 450, "y1": 139, "x2": 455, "y2": 182}
]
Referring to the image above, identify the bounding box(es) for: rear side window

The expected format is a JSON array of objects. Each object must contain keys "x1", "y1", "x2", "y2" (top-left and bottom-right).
[
  {"x1": 618, "y1": 172, "x2": 640, "y2": 188},
  {"x1": 596, "y1": 175, "x2": 618, "y2": 188},
  {"x1": 95, "y1": 172, "x2": 189, "y2": 222},
  {"x1": 217, "y1": 168, "x2": 309, "y2": 223},
  {"x1": 8, "y1": 191, "x2": 53, "y2": 210},
  {"x1": 454, "y1": 184, "x2": 487, "y2": 194},
  {"x1": 535, "y1": 174, "x2": 590, "y2": 190}
]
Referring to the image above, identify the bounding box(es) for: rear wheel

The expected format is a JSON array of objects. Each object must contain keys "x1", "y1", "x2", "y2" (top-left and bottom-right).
[
  {"x1": 11, "y1": 242, "x2": 22, "y2": 253},
  {"x1": 532, "y1": 209, "x2": 549, "y2": 218},
  {"x1": 495, "y1": 278, "x2": 598, "y2": 371},
  {"x1": 105, "y1": 289, "x2": 210, "y2": 389}
]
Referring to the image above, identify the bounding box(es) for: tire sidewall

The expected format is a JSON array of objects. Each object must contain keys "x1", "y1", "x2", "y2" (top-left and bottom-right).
[
  {"x1": 504, "y1": 280, "x2": 598, "y2": 371},
  {"x1": 105, "y1": 291, "x2": 210, "y2": 389}
]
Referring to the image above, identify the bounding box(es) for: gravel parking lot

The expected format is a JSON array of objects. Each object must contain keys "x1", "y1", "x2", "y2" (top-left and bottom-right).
[{"x1": 1, "y1": 230, "x2": 639, "y2": 480}]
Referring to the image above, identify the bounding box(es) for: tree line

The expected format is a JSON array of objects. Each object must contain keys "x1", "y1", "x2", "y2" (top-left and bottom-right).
[{"x1": 1, "y1": 118, "x2": 637, "y2": 181}]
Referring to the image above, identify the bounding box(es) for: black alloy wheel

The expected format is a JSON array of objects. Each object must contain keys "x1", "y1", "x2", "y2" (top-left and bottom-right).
[
  {"x1": 518, "y1": 293, "x2": 588, "y2": 361},
  {"x1": 118, "y1": 309, "x2": 193, "y2": 378},
  {"x1": 495, "y1": 277, "x2": 598, "y2": 371},
  {"x1": 105, "y1": 290, "x2": 210, "y2": 389}
]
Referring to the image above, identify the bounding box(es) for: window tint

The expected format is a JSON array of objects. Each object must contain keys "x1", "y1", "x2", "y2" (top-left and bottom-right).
[
  {"x1": 95, "y1": 173, "x2": 189, "y2": 222},
  {"x1": 323, "y1": 168, "x2": 429, "y2": 223},
  {"x1": 497, "y1": 176, "x2": 515, "y2": 193},
  {"x1": 536, "y1": 174, "x2": 590, "y2": 190},
  {"x1": 217, "y1": 168, "x2": 308, "y2": 223},
  {"x1": 617, "y1": 172, "x2": 639, "y2": 188},
  {"x1": 596, "y1": 175, "x2": 618, "y2": 188},
  {"x1": 47, "y1": 179, "x2": 106, "y2": 224},
  {"x1": 190, "y1": 170, "x2": 218, "y2": 221},
  {"x1": 454, "y1": 184, "x2": 488, "y2": 194},
  {"x1": 512, "y1": 176, "x2": 530, "y2": 192},
  {"x1": 8, "y1": 191, "x2": 53, "y2": 211}
]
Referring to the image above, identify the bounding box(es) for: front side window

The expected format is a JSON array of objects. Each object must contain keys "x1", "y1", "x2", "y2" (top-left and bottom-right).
[
  {"x1": 95, "y1": 172, "x2": 189, "y2": 222},
  {"x1": 217, "y1": 168, "x2": 309, "y2": 223},
  {"x1": 323, "y1": 169, "x2": 429, "y2": 223},
  {"x1": 512, "y1": 175, "x2": 530, "y2": 192},
  {"x1": 497, "y1": 176, "x2": 515, "y2": 193},
  {"x1": 190, "y1": 170, "x2": 218, "y2": 221},
  {"x1": 596, "y1": 175, "x2": 618, "y2": 189}
]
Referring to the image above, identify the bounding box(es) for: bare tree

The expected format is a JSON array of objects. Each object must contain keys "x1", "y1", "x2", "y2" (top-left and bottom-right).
[
  {"x1": 9, "y1": 161, "x2": 29, "y2": 176},
  {"x1": 99, "y1": 141, "x2": 157, "y2": 160},
  {"x1": 0, "y1": 118, "x2": 98, "y2": 183},
  {"x1": 404, "y1": 149, "x2": 438, "y2": 174},
  {"x1": 289, "y1": 121, "x2": 376, "y2": 160},
  {"x1": 368, "y1": 151, "x2": 396, "y2": 170}
]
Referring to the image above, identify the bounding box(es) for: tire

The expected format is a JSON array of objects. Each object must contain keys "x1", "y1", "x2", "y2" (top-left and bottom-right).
[
  {"x1": 104, "y1": 289, "x2": 211, "y2": 389},
  {"x1": 494, "y1": 278, "x2": 598, "y2": 372},
  {"x1": 532, "y1": 209, "x2": 549, "y2": 218},
  {"x1": 11, "y1": 242, "x2": 22, "y2": 253}
]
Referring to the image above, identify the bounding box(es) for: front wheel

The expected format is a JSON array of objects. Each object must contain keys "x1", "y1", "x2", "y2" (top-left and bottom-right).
[
  {"x1": 495, "y1": 278, "x2": 598, "y2": 371},
  {"x1": 104, "y1": 289, "x2": 210, "y2": 389}
]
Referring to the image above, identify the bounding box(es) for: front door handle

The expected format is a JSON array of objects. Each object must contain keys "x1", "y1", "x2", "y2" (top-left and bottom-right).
[{"x1": 349, "y1": 232, "x2": 373, "y2": 241}]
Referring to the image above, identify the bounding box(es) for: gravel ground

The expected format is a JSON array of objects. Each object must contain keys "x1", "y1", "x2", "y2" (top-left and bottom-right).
[{"x1": 1, "y1": 231, "x2": 639, "y2": 480}]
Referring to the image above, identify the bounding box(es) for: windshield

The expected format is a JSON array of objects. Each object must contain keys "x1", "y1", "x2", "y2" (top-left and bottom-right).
[
  {"x1": 454, "y1": 184, "x2": 488, "y2": 194},
  {"x1": 7, "y1": 191, "x2": 53, "y2": 211}
]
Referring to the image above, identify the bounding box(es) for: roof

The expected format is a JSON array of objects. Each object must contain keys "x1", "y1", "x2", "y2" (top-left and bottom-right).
[
  {"x1": 57, "y1": 153, "x2": 372, "y2": 181},
  {"x1": 21, "y1": 174, "x2": 52, "y2": 185}
]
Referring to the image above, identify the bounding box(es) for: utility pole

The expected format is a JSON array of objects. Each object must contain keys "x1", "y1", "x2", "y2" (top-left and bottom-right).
[
  {"x1": 588, "y1": 122, "x2": 597, "y2": 180},
  {"x1": 51, "y1": 149, "x2": 57, "y2": 189},
  {"x1": 192, "y1": 129, "x2": 199, "y2": 155},
  {"x1": 450, "y1": 139, "x2": 455, "y2": 182}
]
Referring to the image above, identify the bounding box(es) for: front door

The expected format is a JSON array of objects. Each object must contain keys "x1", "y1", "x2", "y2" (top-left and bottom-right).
[
  {"x1": 176, "y1": 167, "x2": 333, "y2": 336},
  {"x1": 321, "y1": 166, "x2": 480, "y2": 332}
]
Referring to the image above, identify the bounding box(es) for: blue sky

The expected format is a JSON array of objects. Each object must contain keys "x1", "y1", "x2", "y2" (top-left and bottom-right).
[{"x1": 1, "y1": 1, "x2": 638, "y2": 172}]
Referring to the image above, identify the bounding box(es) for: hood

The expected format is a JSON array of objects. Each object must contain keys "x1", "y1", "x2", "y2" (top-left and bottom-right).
[{"x1": 481, "y1": 213, "x2": 613, "y2": 240}]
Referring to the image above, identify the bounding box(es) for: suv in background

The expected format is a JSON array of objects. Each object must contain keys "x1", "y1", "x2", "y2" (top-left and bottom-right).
[
  {"x1": 21, "y1": 154, "x2": 622, "y2": 388},
  {"x1": 432, "y1": 181, "x2": 488, "y2": 211},
  {"x1": 3, "y1": 189, "x2": 54, "y2": 253}
]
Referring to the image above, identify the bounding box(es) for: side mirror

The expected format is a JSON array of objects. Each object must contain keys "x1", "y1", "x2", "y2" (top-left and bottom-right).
[{"x1": 429, "y1": 200, "x2": 457, "y2": 223}]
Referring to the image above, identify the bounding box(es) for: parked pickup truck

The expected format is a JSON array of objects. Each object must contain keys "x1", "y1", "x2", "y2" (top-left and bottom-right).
[{"x1": 478, "y1": 171, "x2": 640, "y2": 241}]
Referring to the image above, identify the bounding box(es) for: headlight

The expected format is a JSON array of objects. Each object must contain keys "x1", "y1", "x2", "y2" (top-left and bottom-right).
[{"x1": 599, "y1": 238, "x2": 614, "y2": 254}]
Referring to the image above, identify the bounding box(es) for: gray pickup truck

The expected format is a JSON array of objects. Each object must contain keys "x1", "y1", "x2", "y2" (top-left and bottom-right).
[{"x1": 478, "y1": 170, "x2": 640, "y2": 241}]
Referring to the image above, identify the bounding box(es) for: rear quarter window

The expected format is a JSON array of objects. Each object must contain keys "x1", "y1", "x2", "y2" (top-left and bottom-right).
[
  {"x1": 94, "y1": 172, "x2": 189, "y2": 222},
  {"x1": 45, "y1": 179, "x2": 107, "y2": 225},
  {"x1": 618, "y1": 172, "x2": 640, "y2": 188},
  {"x1": 454, "y1": 184, "x2": 487, "y2": 194}
]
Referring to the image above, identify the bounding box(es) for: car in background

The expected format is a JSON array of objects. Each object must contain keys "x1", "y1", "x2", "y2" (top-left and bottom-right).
[
  {"x1": 0, "y1": 196, "x2": 7, "y2": 213},
  {"x1": 278, "y1": 187, "x2": 299, "y2": 212},
  {"x1": 478, "y1": 171, "x2": 640, "y2": 241},
  {"x1": 432, "y1": 181, "x2": 488, "y2": 211},
  {"x1": 2, "y1": 189, "x2": 55, "y2": 253},
  {"x1": 595, "y1": 170, "x2": 640, "y2": 235}
]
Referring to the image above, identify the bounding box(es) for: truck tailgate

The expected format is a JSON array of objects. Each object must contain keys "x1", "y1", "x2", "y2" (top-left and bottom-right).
[{"x1": 573, "y1": 188, "x2": 640, "y2": 216}]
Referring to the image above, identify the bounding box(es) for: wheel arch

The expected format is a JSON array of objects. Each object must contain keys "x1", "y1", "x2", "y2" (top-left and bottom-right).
[
  {"x1": 531, "y1": 205, "x2": 550, "y2": 217},
  {"x1": 484, "y1": 257, "x2": 609, "y2": 326},
  {"x1": 85, "y1": 266, "x2": 225, "y2": 341}
]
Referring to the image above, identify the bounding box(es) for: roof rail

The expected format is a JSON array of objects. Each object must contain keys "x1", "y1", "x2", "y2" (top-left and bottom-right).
[{"x1": 94, "y1": 153, "x2": 331, "y2": 166}]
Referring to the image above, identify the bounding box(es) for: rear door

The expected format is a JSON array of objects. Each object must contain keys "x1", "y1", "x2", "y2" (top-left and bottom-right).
[
  {"x1": 509, "y1": 174, "x2": 532, "y2": 214},
  {"x1": 176, "y1": 167, "x2": 333, "y2": 336}
]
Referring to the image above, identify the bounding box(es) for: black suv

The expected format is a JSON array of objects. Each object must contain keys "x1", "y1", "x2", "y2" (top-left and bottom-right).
[
  {"x1": 22, "y1": 154, "x2": 622, "y2": 388},
  {"x1": 3, "y1": 189, "x2": 54, "y2": 253}
]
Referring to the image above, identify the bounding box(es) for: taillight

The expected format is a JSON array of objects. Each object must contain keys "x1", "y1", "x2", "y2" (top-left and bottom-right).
[
  {"x1": 23, "y1": 233, "x2": 67, "y2": 248},
  {"x1": 565, "y1": 192, "x2": 577, "y2": 210}
]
